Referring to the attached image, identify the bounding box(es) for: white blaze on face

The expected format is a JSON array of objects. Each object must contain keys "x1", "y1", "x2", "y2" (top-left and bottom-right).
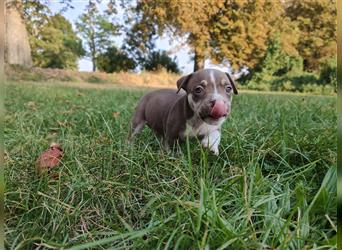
[
  {"x1": 209, "y1": 69, "x2": 225, "y2": 101},
  {"x1": 210, "y1": 70, "x2": 216, "y2": 89}
]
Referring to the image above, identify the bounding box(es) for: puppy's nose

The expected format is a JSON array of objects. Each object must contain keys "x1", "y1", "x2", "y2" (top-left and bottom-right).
[
  {"x1": 210, "y1": 100, "x2": 216, "y2": 108},
  {"x1": 210, "y1": 100, "x2": 228, "y2": 119}
]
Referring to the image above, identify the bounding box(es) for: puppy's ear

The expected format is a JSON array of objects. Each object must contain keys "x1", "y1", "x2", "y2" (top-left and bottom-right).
[
  {"x1": 225, "y1": 73, "x2": 238, "y2": 95},
  {"x1": 176, "y1": 74, "x2": 192, "y2": 93}
]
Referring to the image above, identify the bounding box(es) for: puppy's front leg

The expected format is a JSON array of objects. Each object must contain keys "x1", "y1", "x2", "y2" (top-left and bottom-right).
[
  {"x1": 201, "y1": 129, "x2": 221, "y2": 155},
  {"x1": 163, "y1": 139, "x2": 171, "y2": 153},
  {"x1": 164, "y1": 138, "x2": 183, "y2": 156}
]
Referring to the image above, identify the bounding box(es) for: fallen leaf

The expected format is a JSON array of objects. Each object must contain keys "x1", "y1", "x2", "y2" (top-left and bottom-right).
[
  {"x1": 63, "y1": 105, "x2": 81, "y2": 115},
  {"x1": 112, "y1": 112, "x2": 120, "y2": 118},
  {"x1": 49, "y1": 172, "x2": 60, "y2": 179},
  {"x1": 57, "y1": 120, "x2": 69, "y2": 127},
  {"x1": 26, "y1": 101, "x2": 37, "y2": 109},
  {"x1": 4, "y1": 150, "x2": 9, "y2": 162},
  {"x1": 36, "y1": 143, "x2": 63, "y2": 175}
]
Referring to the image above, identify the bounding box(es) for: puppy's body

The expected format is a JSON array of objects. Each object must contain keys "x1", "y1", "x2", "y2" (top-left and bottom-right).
[
  {"x1": 130, "y1": 69, "x2": 238, "y2": 155},
  {"x1": 132, "y1": 89, "x2": 191, "y2": 138}
]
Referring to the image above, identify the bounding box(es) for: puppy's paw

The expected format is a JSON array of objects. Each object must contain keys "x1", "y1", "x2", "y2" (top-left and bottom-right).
[
  {"x1": 211, "y1": 148, "x2": 219, "y2": 156},
  {"x1": 203, "y1": 145, "x2": 219, "y2": 156}
]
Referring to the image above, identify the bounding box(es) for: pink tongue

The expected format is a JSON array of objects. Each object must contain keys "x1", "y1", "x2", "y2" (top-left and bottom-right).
[{"x1": 210, "y1": 100, "x2": 227, "y2": 119}]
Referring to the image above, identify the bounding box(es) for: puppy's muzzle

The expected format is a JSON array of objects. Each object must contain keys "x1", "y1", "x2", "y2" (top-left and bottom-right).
[{"x1": 209, "y1": 100, "x2": 228, "y2": 119}]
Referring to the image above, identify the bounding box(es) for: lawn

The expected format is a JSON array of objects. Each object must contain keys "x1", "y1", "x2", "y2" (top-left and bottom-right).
[{"x1": 4, "y1": 81, "x2": 337, "y2": 249}]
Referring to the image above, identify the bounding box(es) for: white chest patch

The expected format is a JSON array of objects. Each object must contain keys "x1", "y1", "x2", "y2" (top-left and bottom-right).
[
  {"x1": 182, "y1": 116, "x2": 223, "y2": 155},
  {"x1": 182, "y1": 117, "x2": 223, "y2": 138}
]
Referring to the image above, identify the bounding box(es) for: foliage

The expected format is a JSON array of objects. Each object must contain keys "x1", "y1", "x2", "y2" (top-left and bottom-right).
[
  {"x1": 143, "y1": 51, "x2": 180, "y2": 73},
  {"x1": 285, "y1": 0, "x2": 337, "y2": 71},
  {"x1": 319, "y1": 56, "x2": 337, "y2": 87},
  {"x1": 17, "y1": 0, "x2": 51, "y2": 32},
  {"x1": 5, "y1": 82, "x2": 336, "y2": 249},
  {"x1": 243, "y1": 36, "x2": 336, "y2": 94},
  {"x1": 301, "y1": 83, "x2": 336, "y2": 95},
  {"x1": 209, "y1": 1, "x2": 289, "y2": 71},
  {"x1": 29, "y1": 14, "x2": 84, "y2": 69},
  {"x1": 17, "y1": 1, "x2": 84, "y2": 69},
  {"x1": 125, "y1": 0, "x2": 335, "y2": 74},
  {"x1": 244, "y1": 72, "x2": 335, "y2": 95},
  {"x1": 97, "y1": 46, "x2": 136, "y2": 73},
  {"x1": 124, "y1": 0, "x2": 221, "y2": 71},
  {"x1": 250, "y1": 38, "x2": 303, "y2": 80},
  {"x1": 126, "y1": 1, "x2": 296, "y2": 72},
  {"x1": 76, "y1": 2, "x2": 120, "y2": 71},
  {"x1": 122, "y1": 4, "x2": 158, "y2": 67},
  {"x1": 13, "y1": 0, "x2": 337, "y2": 81},
  {"x1": 245, "y1": 37, "x2": 303, "y2": 89}
]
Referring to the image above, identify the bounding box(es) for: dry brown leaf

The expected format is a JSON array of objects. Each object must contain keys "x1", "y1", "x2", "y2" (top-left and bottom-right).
[
  {"x1": 36, "y1": 143, "x2": 63, "y2": 175},
  {"x1": 63, "y1": 105, "x2": 83, "y2": 115},
  {"x1": 4, "y1": 150, "x2": 9, "y2": 162},
  {"x1": 26, "y1": 101, "x2": 37, "y2": 109},
  {"x1": 112, "y1": 112, "x2": 120, "y2": 118},
  {"x1": 57, "y1": 120, "x2": 68, "y2": 127},
  {"x1": 49, "y1": 172, "x2": 60, "y2": 179}
]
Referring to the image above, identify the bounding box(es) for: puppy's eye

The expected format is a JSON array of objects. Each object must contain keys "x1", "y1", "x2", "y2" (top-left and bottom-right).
[
  {"x1": 225, "y1": 85, "x2": 232, "y2": 93},
  {"x1": 194, "y1": 86, "x2": 204, "y2": 94}
]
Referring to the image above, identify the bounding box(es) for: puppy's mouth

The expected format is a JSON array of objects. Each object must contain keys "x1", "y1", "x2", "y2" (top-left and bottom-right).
[
  {"x1": 200, "y1": 113, "x2": 226, "y2": 124},
  {"x1": 199, "y1": 104, "x2": 230, "y2": 124}
]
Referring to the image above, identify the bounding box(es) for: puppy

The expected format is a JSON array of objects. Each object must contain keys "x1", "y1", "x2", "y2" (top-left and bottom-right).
[{"x1": 129, "y1": 68, "x2": 238, "y2": 155}]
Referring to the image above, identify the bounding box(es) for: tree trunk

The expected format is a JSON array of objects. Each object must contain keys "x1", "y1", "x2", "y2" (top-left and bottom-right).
[
  {"x1": 5, "y1": 1, "x2": 32, "y2": 66},
  {"x1": 1, "y1": 0, "x2": 4, "y2": 76},
  {"x1": 193, "y1": 48, "x2": 205, "y2": 72},
  {"x1": 90, "y1": 36, "x2": 96, "y2": 72},
  {"x1": 90, "y1": 48, "x2": 96, "y2": 72},
  {"x1": 92, "y1": 57, "x2": 96, "y2": 72}
]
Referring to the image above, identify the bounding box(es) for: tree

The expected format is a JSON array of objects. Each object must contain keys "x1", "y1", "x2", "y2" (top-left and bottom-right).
[
  {"x1": 246, "y1": 37, "x2": 303, "y2": 84},
  {"x1": 125, "y1": 0, "x2": 286, "y2": 72},
  {"x1": 76, "y1": 2, "x2": 120, "y2": 72},
  {"x1": 123, "y1": 19, "x2": 157, "y2": 68},
  {"x1": 124, "y1": 0, "x2": 210, "y2": 71},
  {"x1": 208, "y1": 1, "x2": 291, "y2": 71},
  {"x1": 97, "y1": 46, "x2": 136, "y2": 73},
  {"x1": 7, "y1": 0, "x2": 83, "y2": 68},
  {"x1": 319, "y1": 56, "x2": 336, "y2": 86},
  {"x1": 30, "y1": 14, "x2": 84, "y2": 69},
  {"x1": 285, "y1": 0, "x2": 336, "y2": 71},
  {"x1": 143, "y1": 50, "x2": 180, "y2": 73},
  {"x1": 20, "y1": 0, "x2": 51, "y2": 37}
]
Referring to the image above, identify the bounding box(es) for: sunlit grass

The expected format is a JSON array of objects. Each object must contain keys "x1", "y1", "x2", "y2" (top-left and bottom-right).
[{"x1": 4, "y1": 81, "x2": 336, "y2": 249}]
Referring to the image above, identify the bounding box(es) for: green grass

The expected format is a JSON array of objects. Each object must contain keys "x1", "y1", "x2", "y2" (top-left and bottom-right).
[{"x1": 4, "y1": 81, "x2": 336, "y2": 249}]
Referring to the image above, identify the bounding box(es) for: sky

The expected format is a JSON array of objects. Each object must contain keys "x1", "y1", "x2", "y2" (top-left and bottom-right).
[{"x1": 48, "y1": 1, "x2": 231, "y2": 74}]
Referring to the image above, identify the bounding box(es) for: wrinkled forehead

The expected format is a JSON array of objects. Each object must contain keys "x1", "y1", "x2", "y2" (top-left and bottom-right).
[{"x1": 188, "y1": 69, "x2": 227, "y2": 88}]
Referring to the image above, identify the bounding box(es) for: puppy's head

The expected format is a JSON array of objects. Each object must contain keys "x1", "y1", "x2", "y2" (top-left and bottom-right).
[{"x1": 177, "y1": 69, "x2": 238, "y2": 125}]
